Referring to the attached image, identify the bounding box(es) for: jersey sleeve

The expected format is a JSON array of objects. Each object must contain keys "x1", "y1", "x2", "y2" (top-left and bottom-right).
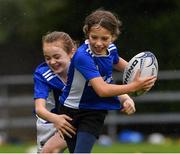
[
  {"x1": 74, "y1": 52, "x2": 101, "y2": 80},
  {"x1": 112, "y1": 48, "x2": 120, "y2": 65},
  {"x1": 33, "y1": 72, "x2": 50, "y2": 99},
  {"x1": 108, "y1": 43, "x2": 120, "y2": 64}
]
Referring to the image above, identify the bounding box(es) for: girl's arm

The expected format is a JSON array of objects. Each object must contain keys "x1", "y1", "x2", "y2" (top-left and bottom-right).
[
  {"x1": 113, "y1": 57, "x2": 136, "y2": 114},
  {"x1": 119, "y1": 94, "x2": 136, "y2": 115},
  {"x1": 113, "y1": 57, "x2": 128, "y2": 72},
  {"x1": 35, "y1": 98, "x2": 76, "y2": 137},
  {"x1": 89, "y1": 71, "x2": 156, "y2": 97}
]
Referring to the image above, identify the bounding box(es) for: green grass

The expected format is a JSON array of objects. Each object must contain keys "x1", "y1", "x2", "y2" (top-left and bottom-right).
[
  {"x1": 0, "y1": 143, "x2": 31, "y2": 153},
  {"x1": 0, "y1": 142, "x2": 180, "y2": 153},
  {"x1": 92, "y1": 142, "x2": 180, "y2": 153}
]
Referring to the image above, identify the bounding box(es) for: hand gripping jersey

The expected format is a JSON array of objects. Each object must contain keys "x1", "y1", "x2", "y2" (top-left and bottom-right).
[
  {"x1": 60, "y1": 40, "x2": 123, "y2": 110},
  {"x1": 34, "y1": 62, "x2": 66, "y2": 122}
]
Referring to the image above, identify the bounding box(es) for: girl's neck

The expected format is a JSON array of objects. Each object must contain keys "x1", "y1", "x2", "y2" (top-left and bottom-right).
[{"x1": 57, "y1": 71, "x2": 67, "y2": 83}]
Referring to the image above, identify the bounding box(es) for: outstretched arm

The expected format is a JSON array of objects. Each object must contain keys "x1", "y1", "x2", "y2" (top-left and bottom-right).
[
  {"x1": 89, "y1": 70, "x2": 156, "y2": 97},
  {"x1": 35, "y1": 98, "x2": 76, "y2": 138}
]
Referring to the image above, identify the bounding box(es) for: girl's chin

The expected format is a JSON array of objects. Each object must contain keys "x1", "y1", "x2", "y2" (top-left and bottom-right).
[
  {"x1": 94, "y1": 50, "x2": 102, "y2": 55},
  {"x1": 93, "y1": 48, "x2": 106, "y2": 55}
]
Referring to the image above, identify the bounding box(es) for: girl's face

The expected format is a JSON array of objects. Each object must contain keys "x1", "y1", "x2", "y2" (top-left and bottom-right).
[
  {"x1": 88, "y1": 25, "x2": 114, "y2": 55},
  {"x1": 43, "y1": 41, "x2": 72, "y2": 75}
]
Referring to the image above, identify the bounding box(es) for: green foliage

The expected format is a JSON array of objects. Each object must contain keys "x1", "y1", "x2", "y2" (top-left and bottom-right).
[
  {"x1": 0, "y1": 0, "x2": 180, "y2": 73},
  {"x1": 114, "y1": 0, "x2": 180, "y2": 70},
  {"x1": 0, "y1": 0, "x2": 70, "y2": 43}
]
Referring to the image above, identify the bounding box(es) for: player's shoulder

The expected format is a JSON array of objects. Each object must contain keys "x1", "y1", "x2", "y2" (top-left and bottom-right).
[
  {"x1": 34, "y1": 62, "x2": 53, "y2": 76},
  {"x1": 34, "y1": 62, "x2": 59, "y2": 84},
  {"x1": 108, "y1": 43, "x2": 118, "y2": 53}
]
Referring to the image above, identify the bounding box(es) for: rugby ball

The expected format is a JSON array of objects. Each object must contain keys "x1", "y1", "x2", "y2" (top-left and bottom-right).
[{"x1": 123, "y1": 51, "x2": 158, "y2": 96}]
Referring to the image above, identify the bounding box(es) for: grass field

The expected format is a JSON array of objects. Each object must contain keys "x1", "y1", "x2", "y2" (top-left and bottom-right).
[{"x1": 0, "y1": 142, "x2": 180, "y2": 153}]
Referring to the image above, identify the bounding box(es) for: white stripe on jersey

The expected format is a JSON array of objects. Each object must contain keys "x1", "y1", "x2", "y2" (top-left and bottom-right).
[
  {"x1": 47, "y1": 74, "x2": 56, "y2": 81},
  {"x1": 44, "y1": 72, "x2": 52, "y2": 79},
  {"x1": 42, "y1": 69, "x2": 51, "y2": 76},
  {"x1": 108, "y1": 46, "x2": 116, "y2": 51},
  {"x1": 42, "y1": 69, "x2": 56, "y2": 81},
  {"x1": 64, "y1": 68, "x2": 86, "y2": 109},
  {"x1": 86, "y1": 48, "x2": 94, "y2": 57},
  {"x1": 108, "y1": 44, "x2": 116, "y2": 51}
]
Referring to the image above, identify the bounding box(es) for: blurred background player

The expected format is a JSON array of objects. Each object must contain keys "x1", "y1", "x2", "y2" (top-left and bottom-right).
[
  {"x1": 33, "y1": 31, "x2": 76, "y2": 153},
  {"x1": 59, "y1": 9, "x2": 157, "y2": 153}
]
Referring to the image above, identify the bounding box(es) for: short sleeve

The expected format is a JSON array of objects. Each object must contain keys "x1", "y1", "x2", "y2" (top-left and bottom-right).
[
  {"x1": 112, "y1": 49, "x2": 120, "y2": 64},
  {"x1": 74, "y1": 51, "x2": 100, "y2": 80},
  {"x1": 33, "y1": 72, "x2": 50, "y2": 99}
]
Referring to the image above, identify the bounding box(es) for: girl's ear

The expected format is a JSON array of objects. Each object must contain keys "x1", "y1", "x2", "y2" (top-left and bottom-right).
[
  {"x1": 69, "y1": 48, "x2": 76, "y2": 58},
  {"x1": 72, "y1": 48, "x2": 76, "y2": 54},
  {"x1": 111, "y1": 35, "x2": 116, "y2": 42}
]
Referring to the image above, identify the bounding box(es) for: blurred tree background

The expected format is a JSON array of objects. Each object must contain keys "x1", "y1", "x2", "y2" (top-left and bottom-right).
[
  {"x1": 1, "y1": 0, "x2": 180, "y2": 146},
  {"x1": 0, "y1": 0, "x2": 180, "y2": 75}
]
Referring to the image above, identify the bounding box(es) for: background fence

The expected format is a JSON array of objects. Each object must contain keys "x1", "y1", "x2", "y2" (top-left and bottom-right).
[{"x1": 0, "y1": 70, "x2": 180, "y2": 142}]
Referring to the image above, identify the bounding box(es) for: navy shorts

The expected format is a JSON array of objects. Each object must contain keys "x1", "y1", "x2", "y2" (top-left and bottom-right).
[{"x1": 59, "y1": 105, "x2": 108, "y2": 138}]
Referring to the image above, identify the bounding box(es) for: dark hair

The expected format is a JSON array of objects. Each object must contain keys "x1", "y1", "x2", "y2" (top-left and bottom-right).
[
  {"x1": 42, "y1": 31, "x2": 76, "y2": 54},
  {"x1": 83, "y1": 9, "x2": 122, "y2": 41}
]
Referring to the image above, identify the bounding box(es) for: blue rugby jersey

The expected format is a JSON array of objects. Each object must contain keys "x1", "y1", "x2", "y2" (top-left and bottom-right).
[
  {"x1": 60, "y1": 40, "x2": 123, "y2": 110},
  {"x1": 34, "y1": 62, "x2": 65, "y2": 115}
]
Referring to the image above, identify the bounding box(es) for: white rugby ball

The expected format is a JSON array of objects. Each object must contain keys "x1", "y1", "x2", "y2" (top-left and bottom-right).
[{"x1": 123, "y1": 51, "x2": 158, "y2": 96}]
